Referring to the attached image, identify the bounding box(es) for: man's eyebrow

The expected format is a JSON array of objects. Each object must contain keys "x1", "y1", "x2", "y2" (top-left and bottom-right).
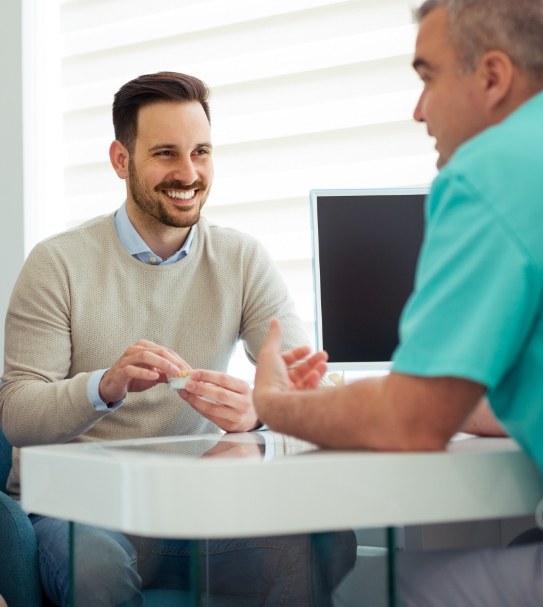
[
  {"x1": 149, "y1": 143, "x2": 178, "y2": 152},
  {"x1": 148, "y1": 142, "x2": 213, "y2": 151}
]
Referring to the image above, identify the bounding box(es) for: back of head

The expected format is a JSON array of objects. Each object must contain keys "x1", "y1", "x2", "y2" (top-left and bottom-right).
[
  {"x1": 417, "y1": 0, "x2": 543, "y2": 85},
  {"x1": 112, "y1": 71, "x2": 210, "y2": 152}
]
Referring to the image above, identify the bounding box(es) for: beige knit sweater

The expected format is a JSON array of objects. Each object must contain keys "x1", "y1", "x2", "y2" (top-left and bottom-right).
[{"x1": 0, "y1": 213, "x2": 309, "y2": 498}]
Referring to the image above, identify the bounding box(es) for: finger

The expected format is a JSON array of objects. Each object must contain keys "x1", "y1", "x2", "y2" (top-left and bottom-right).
[
  {"x1": 281, "y1": 345, "x2": 312, "y2": 367},
  {"x1": 287, "y1": 351, "x2": 328, "y2": 381},
  {"x1": 260, "y1": 318, "x2": 282, "y2": 356},
  {"x1": 183, "y1": 381, "x2": 250, "y2": 413},
  {"x1": 117, "y1": 365, "x2": 161, "y2": 381},
  {"x1": 109, "y1": 365, "x2": 159, "y2": 384},
  {"x1": 256, "y1": 319, "x2": 284, "y2": 373},
  {"x1": 185, "y1": 382, "x2": 233, "y2": 406},
  {"x1": 294, "y1": 361, "x2": 328, "y2": 389},
  {"x1": 255, "y1": 319, "x2": 291, "y2": 391},
  {"x1": 314, "y1": 360, "x2": 328, "y2": 380},
  {"x1": 121, "y1": 351, "x2": 182, "y2": 377},
  {"x1": 133, "y1": 338, "x2": 163, "y2": 348},
  {"x1": 130, "y1": 341, "x2": 192, "y2": 371},
  {"x1": 189, "y1": 370, "x2": 250, "y2": 395},
  {"x1": 182, "y1": 393, "x2": 246, "y2": 431}
]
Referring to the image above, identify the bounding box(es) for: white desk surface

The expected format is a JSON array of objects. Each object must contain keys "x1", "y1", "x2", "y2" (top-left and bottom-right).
[{"x1": 21, "y1": 432, "x2": 543, "y2": 539}]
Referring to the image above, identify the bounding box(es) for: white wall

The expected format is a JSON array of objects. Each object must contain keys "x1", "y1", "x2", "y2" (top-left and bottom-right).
[{"x1": 0, "y1": 0, "x2": 26, "y2": 375}]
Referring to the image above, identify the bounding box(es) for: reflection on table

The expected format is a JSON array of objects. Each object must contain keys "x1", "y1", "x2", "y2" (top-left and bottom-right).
[{"x1": 21, "y1": 433, "x2": 543, "y2": 606}]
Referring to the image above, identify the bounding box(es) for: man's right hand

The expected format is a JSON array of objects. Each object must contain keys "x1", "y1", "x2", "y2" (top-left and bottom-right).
[
  {"x1": 253, "y1": 319, "x2": 328, "y2": 420},
  {"x1": 99, "y1": 339, "x2": 190, "y2": 405}
]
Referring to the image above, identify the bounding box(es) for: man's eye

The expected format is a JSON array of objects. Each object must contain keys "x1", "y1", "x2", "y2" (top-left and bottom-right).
[
  {"x1": 194, "y1": 148, "x2": 210, "y2": 156},
  {"x1": 157, "y1": 150, "x2": 174, "y2": 157}
]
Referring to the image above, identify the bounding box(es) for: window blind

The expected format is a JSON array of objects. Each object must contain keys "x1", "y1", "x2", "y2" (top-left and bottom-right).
[{"x1": 37, "y1": 0, "x2": 437, "y2": 377}]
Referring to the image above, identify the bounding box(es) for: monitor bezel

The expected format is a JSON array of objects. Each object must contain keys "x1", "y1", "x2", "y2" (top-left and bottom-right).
[{"x1": 310, "y1": 187, "x2": 428, "y2": 371}]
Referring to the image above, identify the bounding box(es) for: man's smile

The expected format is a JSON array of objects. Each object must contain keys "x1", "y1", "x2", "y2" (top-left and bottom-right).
[{"x1": 164, "y1": 189, "x2": 196, "y2": 201}]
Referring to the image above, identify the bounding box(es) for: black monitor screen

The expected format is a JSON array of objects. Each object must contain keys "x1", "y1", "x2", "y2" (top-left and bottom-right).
[{"x1": 310, "y1": 189, "x2": 426, "y2": 370}]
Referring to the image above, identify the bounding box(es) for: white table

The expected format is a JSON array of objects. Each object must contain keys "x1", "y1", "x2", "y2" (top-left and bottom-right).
[{"x1": 21, "y1": 432, "x2": 543, "y2": 539}]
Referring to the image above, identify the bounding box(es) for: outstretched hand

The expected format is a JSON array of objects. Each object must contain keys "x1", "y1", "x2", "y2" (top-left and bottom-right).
[
  {"x1": 283, "y1": 344, "x2": 328, "y2": 390},
  {"x1": 254, "y1": 319, "x2": 328, "y2": 416}
]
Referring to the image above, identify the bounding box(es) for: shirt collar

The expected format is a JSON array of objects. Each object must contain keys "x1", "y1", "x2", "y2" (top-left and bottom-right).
[{"x1": 114, "y1": 202, "x2": 195, "y2": 265}]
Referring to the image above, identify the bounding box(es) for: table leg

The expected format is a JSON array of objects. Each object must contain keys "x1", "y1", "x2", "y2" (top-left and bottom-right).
[
  {"x1": 387, "y1": 527, "x2": 397, "y2": 607},
  {"x1": 69, "y1": 521, "x2": 75, "y2": 607},
  {"x1": 189, "y1": 539, "x2": 202, "y2": 606}
]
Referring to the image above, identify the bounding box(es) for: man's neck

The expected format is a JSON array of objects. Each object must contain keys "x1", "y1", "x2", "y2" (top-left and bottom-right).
[
  {"x1": 127, "y1": 203, "x2": 191, "y2": 260},
  {"x1": 141, "y1": 228, "x2": 191, "y2": 261},
  {"x1": 492, "y1": 74, "x2": 543, "y2": 125}
]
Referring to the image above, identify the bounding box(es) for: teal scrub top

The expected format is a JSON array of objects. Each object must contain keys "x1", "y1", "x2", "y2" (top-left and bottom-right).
[{"x1": 392, "y1": 92, "x2": 543, "y2": 474}]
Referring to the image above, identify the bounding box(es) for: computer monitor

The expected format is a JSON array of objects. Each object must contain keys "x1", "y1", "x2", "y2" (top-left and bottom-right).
[{"x1": 310, "y1": 188, "x2": 426, "y2": 371}]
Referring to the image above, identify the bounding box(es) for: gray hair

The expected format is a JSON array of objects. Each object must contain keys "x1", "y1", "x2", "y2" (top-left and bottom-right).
[{"x1": 416, "y1": 0, "x2": 543, "y2": 82}]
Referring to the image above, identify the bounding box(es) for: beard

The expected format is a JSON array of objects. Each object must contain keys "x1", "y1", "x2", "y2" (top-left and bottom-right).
[{"x1": 127, "y1": 157, "x2": 208, "y2": 229}]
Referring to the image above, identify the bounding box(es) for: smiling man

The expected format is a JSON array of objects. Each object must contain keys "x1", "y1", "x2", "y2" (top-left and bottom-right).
[
  {"x1": 0, "y1": 72, "x2": 357, "y2": 606},
  {"x1": 254, "y1": 0, "x2": 543, "y2": 603},
  {"x1": 112, "y1": 100, "x2": 213, "y2": 246}
]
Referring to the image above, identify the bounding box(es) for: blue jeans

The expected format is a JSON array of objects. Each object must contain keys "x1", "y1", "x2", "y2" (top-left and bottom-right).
[{"x1": 30, "y1": 515, "x2": 356, "y2": 607}]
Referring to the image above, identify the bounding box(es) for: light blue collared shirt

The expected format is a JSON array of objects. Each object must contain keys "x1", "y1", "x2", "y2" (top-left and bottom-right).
[
  {"x1": 113, "y1": 202, "x2": 195, "y2": 265},
  {"x1": 87, "y1": 203, "x2": 195, "y2": 410}
]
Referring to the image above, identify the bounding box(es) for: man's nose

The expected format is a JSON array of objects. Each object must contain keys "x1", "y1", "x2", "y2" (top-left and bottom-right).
[
  {"x1": 171, "y1": 156, "x2": 198, "y2": 184},
  {"x1": 413, "y1": 92, "x2": 425, "y2": 123}
]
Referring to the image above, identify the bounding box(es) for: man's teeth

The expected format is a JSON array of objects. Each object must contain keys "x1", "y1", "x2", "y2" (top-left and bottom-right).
[{"x1": 165, "y1": 190, "x2": 195, "y2": 200}]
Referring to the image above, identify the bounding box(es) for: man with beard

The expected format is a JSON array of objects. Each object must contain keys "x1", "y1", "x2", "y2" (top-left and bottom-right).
[{"x1": 0, "y1": 72, "x2": 355, "y2": 606}]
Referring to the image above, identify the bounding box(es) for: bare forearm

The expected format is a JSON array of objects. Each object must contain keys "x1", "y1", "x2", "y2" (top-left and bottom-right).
[
  {"x1": 460, "y1": 398, "x2": 507, "y2": 436},
  {"x1": 258, "y1": 377, "x2": 449, "y2": 451},
  {"x1": 256, "y1": 373, "x2": 485, "y2": 451},
  {"x1": 257, "y1": 380, "x2": 387, "y2": 449},
  {"x1": 254, "y1": 321, "x2": 486, "y2": 451}
]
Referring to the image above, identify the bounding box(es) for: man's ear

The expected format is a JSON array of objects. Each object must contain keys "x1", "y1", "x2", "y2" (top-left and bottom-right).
[
  {"x1": 109, "y1": 140, "x2": 130, "y2": 179},
  {"x1": 478, "y1": 50, "x2": 514, "y2": 111}
]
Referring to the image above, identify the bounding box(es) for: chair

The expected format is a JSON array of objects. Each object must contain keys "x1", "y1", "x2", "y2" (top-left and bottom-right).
[
  {"x1": 0, "y1": 428, "x2": 43, "y2": 607},
  {"x1": 0, "y1": 428, "x2": 194, "y2": 606}
]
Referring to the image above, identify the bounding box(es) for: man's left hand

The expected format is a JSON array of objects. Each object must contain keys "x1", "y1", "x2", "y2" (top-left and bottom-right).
[{"x1": 179, "y1": 370, "x2": 259, "y2": 432}]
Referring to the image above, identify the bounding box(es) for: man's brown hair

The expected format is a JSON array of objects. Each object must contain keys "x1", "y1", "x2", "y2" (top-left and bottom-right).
[{"x1": 112, "y1": 71, "x2": 210, "y2": 152}]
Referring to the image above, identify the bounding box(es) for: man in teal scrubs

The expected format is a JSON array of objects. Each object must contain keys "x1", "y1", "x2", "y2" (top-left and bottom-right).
[{"x1": 253, "y1": 0, "x2": 543, "y2": 603}]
